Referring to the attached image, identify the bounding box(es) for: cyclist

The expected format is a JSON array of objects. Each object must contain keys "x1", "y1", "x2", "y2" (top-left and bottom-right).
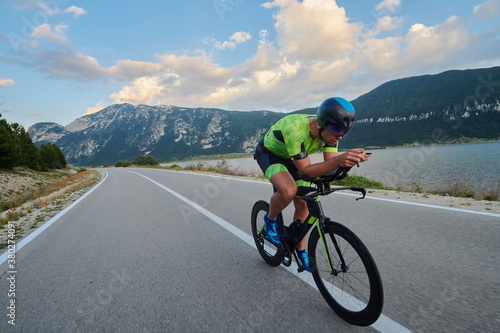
[{"x1": 254, "y1": 97, "x2": 371, "y2": 272}]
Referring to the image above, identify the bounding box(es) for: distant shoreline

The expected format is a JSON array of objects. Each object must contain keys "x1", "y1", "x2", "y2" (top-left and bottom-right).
[{"x1": 383, "y1": 138, "x2": 500, "y2": 150}]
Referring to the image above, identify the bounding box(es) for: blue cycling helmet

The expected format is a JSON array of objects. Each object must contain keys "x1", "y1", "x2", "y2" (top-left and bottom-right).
[{"x1": 316, "y1": 97, "x2": 355, "y2": 136}]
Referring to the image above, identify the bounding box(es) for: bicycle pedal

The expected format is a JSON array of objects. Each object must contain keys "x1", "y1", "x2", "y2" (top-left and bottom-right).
[{"x1": 282, "y1": 253, "x2": 291, "y2": 265}]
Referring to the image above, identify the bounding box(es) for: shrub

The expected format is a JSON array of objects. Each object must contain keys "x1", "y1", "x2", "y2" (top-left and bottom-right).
[
  {"x1": 115, "y1": 160, "x2": 130, "y2": 167},
  {"x1": 167, "y1": 164, "x2": 183, "y2": 170},
  {"x1": 132, "y1": 155, "x2": 159, "y2": 166}
]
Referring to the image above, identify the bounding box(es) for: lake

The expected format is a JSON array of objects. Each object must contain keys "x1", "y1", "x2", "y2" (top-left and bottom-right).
[{"x1": 166, "y1": 142, "x2": 500, "y2": 192}]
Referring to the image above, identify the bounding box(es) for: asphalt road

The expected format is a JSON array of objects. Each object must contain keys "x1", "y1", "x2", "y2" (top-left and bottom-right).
[{"x1": 0, "y1": 168, "x2": 498, "y2": 332}]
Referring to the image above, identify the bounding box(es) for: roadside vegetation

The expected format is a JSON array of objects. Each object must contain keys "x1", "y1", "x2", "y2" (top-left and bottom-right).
[
  {"x1": 412, "y1": 179, "x2": 499, "y2": 202},
  {"x1": 0, "y1": 167, "x2": 103, "y2": 248},
  {"x1": 171, "y1": 152, "x2": 254, "y2": 162},
  {"x1": 0, "y1": 113, "x2": 66, "y2": 171},
  {"x1": 114, "y1": 155, "x2": 159, "y2": 167},
  {"x1": 337, "y1": 175, "x2": 497, "y2": 201},
  {"x1": 179, "y1": 160, "x2": 258, "y2": 177},
  {"x1": 0, "y1": 168, "x2": 93, "y2": 213},
  {"x1": 0, "y1": 112, "x2": 88, "y2": 242}
]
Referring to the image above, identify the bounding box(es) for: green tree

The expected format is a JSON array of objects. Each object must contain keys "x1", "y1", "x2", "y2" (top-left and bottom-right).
[
  {"x1": 11, "y1": 123, "x2": 40, "y2": 170},
  {"x1": 0, "y1": 114, "x2": 21, "y2": 169},
  {"x1": 38, "y1": 144, "x2": 55, "y2": 170},
  {"x1": 38, "y1": 143, "x2": 66, "y2": 170},
  {"x1": 55, "y1": 144, "x2": 67, "y2": 168},
  {"x1": 132, "y1": 155, "x2": 159, "y2": 166}
]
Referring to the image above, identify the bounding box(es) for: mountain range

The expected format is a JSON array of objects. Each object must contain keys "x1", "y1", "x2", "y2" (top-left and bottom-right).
[{"x1": 29, "y1": 66, "x2": 500, "y2": 166}]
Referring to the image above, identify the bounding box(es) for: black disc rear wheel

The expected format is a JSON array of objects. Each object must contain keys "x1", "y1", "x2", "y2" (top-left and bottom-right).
[{"x1": 251, "y1": 200, "x2": 283, "y2": 267}]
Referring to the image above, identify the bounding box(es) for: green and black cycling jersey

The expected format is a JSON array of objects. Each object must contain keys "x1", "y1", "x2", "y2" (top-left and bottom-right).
[{"x1": 263, "y1": 114, "x2": 338, "y2": 160}]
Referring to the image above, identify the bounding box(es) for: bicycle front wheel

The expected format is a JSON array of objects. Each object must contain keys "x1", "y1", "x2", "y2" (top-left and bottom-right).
[
  {"x1": 251, "y1": 200, "x2": 283, "y2": 267},
  {"x1": 308, "y1": 221, "x2": 383, "y2": 326}
]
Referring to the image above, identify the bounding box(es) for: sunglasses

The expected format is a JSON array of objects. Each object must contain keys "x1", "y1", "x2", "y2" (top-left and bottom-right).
[{"x1": 325, "y1": 122, "x2": 350, "y2": 137}]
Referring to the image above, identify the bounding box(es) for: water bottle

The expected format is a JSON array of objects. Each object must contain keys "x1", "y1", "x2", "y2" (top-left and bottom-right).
[{"x1": 286, "y1": 220, "x2": 301, "y2": 238}]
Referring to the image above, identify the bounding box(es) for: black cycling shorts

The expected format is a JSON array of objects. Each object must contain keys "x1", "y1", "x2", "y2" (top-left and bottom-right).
[{"x1": 254, "y1": 142, "x2": 303, "y2": 182}]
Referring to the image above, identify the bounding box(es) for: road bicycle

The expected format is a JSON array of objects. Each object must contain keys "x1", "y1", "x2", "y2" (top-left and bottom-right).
[{"x1": 251, "y1": 167, "x2": 384, "y2": 326}]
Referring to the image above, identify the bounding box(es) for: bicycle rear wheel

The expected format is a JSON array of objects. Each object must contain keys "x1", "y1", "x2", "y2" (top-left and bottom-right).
[
  {"x1": 308, "y1": 221, "x2": 383, "y2": 326},
  {"x1": 251, "y1": 200, "x2": 283, "y2": 267}
]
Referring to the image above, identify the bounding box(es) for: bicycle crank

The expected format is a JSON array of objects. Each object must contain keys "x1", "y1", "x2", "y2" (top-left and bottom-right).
[{"x1": 279, "y1": 242, "x2": 292, "y2": 267}]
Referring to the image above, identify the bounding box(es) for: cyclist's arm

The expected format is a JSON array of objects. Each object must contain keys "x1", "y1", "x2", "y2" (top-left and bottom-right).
[
  {"x1": 294, "y1": 149, "x2": 368, "y2": 178},
  {"x1": 323, "y1": 150, "x2": 338, "y2": 161}
]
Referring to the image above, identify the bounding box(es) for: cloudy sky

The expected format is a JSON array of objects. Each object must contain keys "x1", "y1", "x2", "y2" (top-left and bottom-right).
[{"x1": 1, "y1": 0, "x2": 499, "y2": 128}]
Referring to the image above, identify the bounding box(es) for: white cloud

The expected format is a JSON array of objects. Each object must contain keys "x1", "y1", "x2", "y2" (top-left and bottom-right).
[
  {"x1": 86, "y1": 101, "x2": 110, "y2": 115},
  {"x1": 404, "y1": 16, "x2": 469, "y2": 62},
  {"x1": 109, "y1": 54, "x2": 234, "y2": 107},
  {"x1": 376, "y1": 15, "x2": 403, "y2": 32},
  {"x1": 473, "y1": 0, "x2": 500, "y2": 19},
  {"x1": 27, "y1": 50, "x2": 106, "y2": 80},
  {"x1": 263, "y1": 0, "x2": 362, "y2": 60},
  {"x1": 30, "y1": 24, "x2": 69, "y2": 46},
  {"x1": 363, "y1": 16, "x2": 469, "y2": 74},
  {"x1": 110, "y1": 76, "x2": 165, "y2": 105},
  {"x1": 375, "y1": 0, "x2": 402, "y2": 13},
  {"x1": 215, "y1": 31, "x2": 252, "y2": 50},
  {"x1": 359, "y1": 15, "x2": 404, "y2": 42},
  {"x1": 82, "y1": 2, "x2": 492, "y2": 112},
  {"x1": 16, "y1": 1, "x2": 87, "y2": 17},
  {"x1": 64, "y1": 6, "x2": 87, "y2": 17},
  {"x1": 0, "y1": 78, "x2": 15, "y2": 87},
  {"x1": 7, "y1": 0, "x2": 500, "y2": 114}
]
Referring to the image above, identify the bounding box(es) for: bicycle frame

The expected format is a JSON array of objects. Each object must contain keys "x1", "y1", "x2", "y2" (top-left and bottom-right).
[{"x1": 285, "y1": 181, "x2": 366, "y2": 273}]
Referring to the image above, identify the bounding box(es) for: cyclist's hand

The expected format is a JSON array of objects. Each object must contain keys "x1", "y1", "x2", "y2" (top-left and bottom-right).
[{"x1": 338, "y1": 149, "x2": 370, "y2": 167}]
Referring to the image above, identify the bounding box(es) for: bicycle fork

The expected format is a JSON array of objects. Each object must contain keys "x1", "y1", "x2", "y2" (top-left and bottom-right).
[
  {"x1": 316, "y1": 218, "x2": 349, "y2": 275},
  {"x1": 305, "y1": 196, "x2": 349, "y2": 276}
]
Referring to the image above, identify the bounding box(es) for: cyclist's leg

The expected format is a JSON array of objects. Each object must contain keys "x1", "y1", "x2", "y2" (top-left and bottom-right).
[
  {"x1": 268, "y1": 171, "x2": 297, "y2": 221},
  {"x1": 291, "y1": 177, "x2": 312, "y2": 271},
  {"x1": 255, "y1": 142, "x2": 297, "y2": 221},
  {"x1": 290, "y1": 173, "x2": 311, "y2": 250},
  {"x1": 293, "y1": 197, "x2": 309, "y2": 250}
]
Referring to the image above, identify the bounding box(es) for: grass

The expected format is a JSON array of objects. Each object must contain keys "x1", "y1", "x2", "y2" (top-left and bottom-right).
[
  {"x1": 0, "y1": 169, "x2": 96, "y2": 213},
  {"x1": 330, "y1": 175, "x2": 388, "y2": 189},
  {"x1": 0, "y1": 209, "x2": 25, "y2": 227},
  {"x1": 167, "y1": 152, "x2": 253, "y2": 163},
  {"x1": 177, "y1": 160, "x2": 263, "y2": 178},
  {"x1": 0, "y1": 169, "x2": 102, "y2": 229},
  {"x1": 428, "y1": 179, "x2": 499, "y2": 201}
]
